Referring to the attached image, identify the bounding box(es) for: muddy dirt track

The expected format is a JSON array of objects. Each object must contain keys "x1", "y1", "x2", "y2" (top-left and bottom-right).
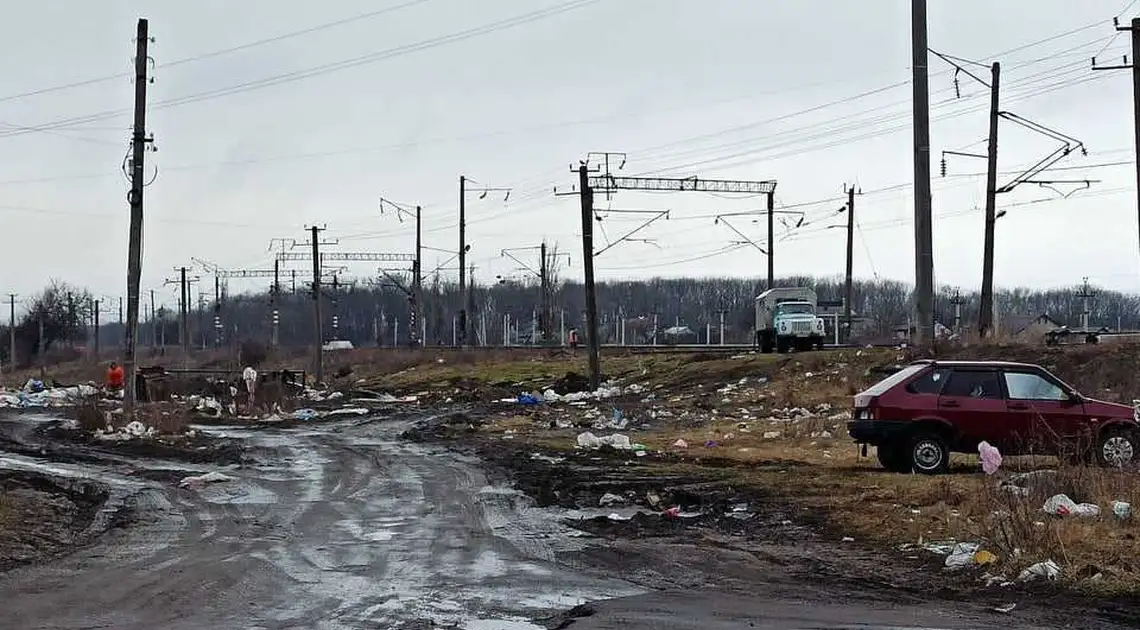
[{"x1": 0, "y1": 410, "x2": 1133, "y2": 630}]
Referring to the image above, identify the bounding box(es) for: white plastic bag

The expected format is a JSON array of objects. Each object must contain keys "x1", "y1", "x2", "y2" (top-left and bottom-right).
[
  {"x1": 978, "y1": 441, "x2": 1003, "y2": 475},
  {"x1": 1043, "y1": 494, "x2": 1100, "y2": 517},
  {"x1": 576, "y1": 432, "x2": 601, "y2": 449}
]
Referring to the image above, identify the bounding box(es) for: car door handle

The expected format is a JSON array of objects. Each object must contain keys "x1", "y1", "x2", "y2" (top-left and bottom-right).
[
  {"x1": 1009, "y1": 402, "x2": 1029, "y2": 410},
  {"x1": 940, "y1": 400, "x2": 959, "y2": 408}
]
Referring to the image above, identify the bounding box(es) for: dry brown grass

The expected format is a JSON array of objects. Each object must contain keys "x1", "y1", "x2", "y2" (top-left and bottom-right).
[{"x1": 478, "y1": 374, "x2": 1140, "y2": 592}]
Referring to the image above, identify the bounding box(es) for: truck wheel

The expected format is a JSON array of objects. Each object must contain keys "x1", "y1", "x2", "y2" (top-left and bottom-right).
[
  {"x1": 876, "y1": 442, "x2": 911, "y2": 473},
  {"x1": 1096, "y1": 427, "x2": 1138, "y2": 468},
  {"x1": 908, "y1": 432, "x2": 950, "y2": 475}
]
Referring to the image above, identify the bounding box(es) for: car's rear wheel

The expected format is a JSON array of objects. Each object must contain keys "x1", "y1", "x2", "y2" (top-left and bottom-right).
[
  {"x1": 876, "y1": 442, "x2": 911, "y2": 473},
  {"x1": 1096, "y1": 428, "x2": 1138, "y2": 468},
  {"x1": 908, "y1": 433, "x2": 950, "y2": 475}
]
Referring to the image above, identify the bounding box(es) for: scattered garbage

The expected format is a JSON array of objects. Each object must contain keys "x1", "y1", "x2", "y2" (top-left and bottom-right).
[
  {"x1": 179, "y1": 471, "x2": 236, "y2": 489},
  {"x1": 291, "y1": 408, "x2": 319, "y2": 421},
  {"x1": 517, "y1": 393, "x2": 541, "y2": 405},
  {"x1": 672, "y1": 439, "x2": 688, "y2": 449},
  {"x1": 944, "y1": 542, "x2": 980, "y2": 569},
  {"x1": 1017, "y1": 560, "x2": 1061, "y2": 583},
  {"x1": 0, "y1": 382, "x2": 100, "y2": 409},
  {"x1": 599, "y1": 492, "x2": 625, "y2": 507},
  {"x1": 762, "y1": 431, "x2": 781, "y2": 439},
  {"x1": 1112, "y1": 501, "x2": 1132, "y2": 519},
  {"x1": 992, "y1": 603, "x2": 1017, "y2": 614},
  {"x1": 94, "y1": 421, "x2": 156, "y2": 441},
  {"x1": 1043, "y1": 494, "x2": 1101, "y2": 518},
  {"x1": 324, "y1": 407, "x2": 370, "y2": 417},
  {"x1": 576, "y1": 432, "x2": 632, "y2": 450},
  {"x1": 978, "y1": 441, "x2": 1003, "y2": 475}
]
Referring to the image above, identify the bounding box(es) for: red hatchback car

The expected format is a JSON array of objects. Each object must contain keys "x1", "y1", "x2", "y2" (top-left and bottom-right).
[{"x1": 847, "y1": 360, "x2": 1140, "y2": 474}]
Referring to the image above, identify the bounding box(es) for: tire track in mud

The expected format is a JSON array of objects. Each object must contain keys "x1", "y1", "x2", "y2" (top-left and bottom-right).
[{"x1": 0, "y1": 414, "x2": 643, "y2": 630}]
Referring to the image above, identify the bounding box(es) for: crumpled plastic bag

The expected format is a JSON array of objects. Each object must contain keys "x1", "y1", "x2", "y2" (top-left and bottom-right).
[
  {"x1": 179, "y1": 471, "x2": 235, "y2": 488},
  {"x1": 1018, "y1": 560, "x2": 1061, "y2": 582},
  {"x1": 576, "y1": 432, "x2": 631, "y2": 450},
  {"x1": 978, "y1": 440, "x2": 1002, "y2": 475},
  {"x1": 944, "y1": 542, "x2": 980, "y2": 568},
  {"x1": 1043, "y1": 494, "x2": 1100, "y2": 517},
  {"x1": 577, "y1": 432, "x2": 601, "y2": 449}
]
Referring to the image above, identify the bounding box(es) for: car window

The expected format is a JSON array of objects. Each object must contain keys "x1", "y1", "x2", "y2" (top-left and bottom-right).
[
  {"x1": 907, "y1": 368, "x2": 949, "y2": 394},
  {"x1": 1003, "y1": 372, "x2": 1068, "y2": 401},
  {"x1": 941, "y1": 370, "x2": 1002, "y2": 399},
  {"x1": 862, "y1": 364, "x2": 927, "y2": 396}
]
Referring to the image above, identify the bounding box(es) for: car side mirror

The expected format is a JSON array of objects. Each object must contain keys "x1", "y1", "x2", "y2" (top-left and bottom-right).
[{"x1": 1066, "y1": 391, "x2": 1082, "y2": 405}]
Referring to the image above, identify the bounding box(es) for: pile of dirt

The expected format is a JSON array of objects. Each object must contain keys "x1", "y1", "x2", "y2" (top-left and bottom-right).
[{"x1": 0, "y1": 471, "x2": 108, "y2": 572}]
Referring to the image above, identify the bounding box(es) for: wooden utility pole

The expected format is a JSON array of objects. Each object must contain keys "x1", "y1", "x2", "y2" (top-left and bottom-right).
[
  {"x1": 540, "y1": 241, "x2": 550, "y2": 345},
  {"x1": 8, "y1": 294, "x2": 16, "y2": 373},
  {"x1": 458, "y1": 175, "x2": 468, "y2": 346},
  {"x1": 117, "y1": 297, "x2": 123, "y2": 349},
  {"x1": 577, "y1": 163, "x2": 601, "y2": 390},
  {"x1": 912, "y1": 0, "x2": 935, "y2": 346},
  {"x1": 93, "y1": 300, "x2": 101, "y2": 360},
  {"x1": 844, "y1": 185, "x2": 856, "y2": 344},
  {"x1": 309, "y1": 225, "x2": 325, "y2": 385},
  {"x1": 979, "y1": 61, "x2": 1002, "y2": 338},
  {"x1": 123, "y1": 17, "x2": 150, "y2": 417}
]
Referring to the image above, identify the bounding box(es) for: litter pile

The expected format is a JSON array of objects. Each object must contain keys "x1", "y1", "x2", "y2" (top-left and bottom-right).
[{"x1": 0, "y1": 380, "x2": 100, "y2": 409}]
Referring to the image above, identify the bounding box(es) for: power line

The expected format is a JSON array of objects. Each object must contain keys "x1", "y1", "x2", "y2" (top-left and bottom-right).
[
  {"x1": 0, "y1": 0, "x2": 437, "y2": 106},
  {"x1": 0, "y1": 0, "x2": 602, "y2": 140}
]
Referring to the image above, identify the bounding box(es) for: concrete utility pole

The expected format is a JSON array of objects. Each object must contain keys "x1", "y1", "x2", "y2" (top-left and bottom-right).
[
  {"x1": 1077, "y1": 277, "x2": 1095, "y2": 331},
  {"x1": 1093, "y1": 17, "x2": 1140, "y2": 286},
  {"x1": 309, "y1": 225, "x2": 326, "y2": 385},
  {"x1": 414, "y1": 205, "x2": 423, "y2": 347},
  {"x1": 123, "y1": 17, "x2": 151, "y2": 418},
  {"x1": 458, "y1": 175, "x2": 468, "y2": 346},
  {"x1": 979, "y1": 61, "x2": 1002, "y2": 338},
  {"x1": 911, "y1": 0, "x2": 935, "y2": 346},
  {"x1": 951, "y1": 289, "x2": 965, "y2": 333},
  {"x1": 149, "y1": 290, "x2": 156, "y2": 350},
  {"x1": 844, "y1": 185, "x2": 856, "y2": 343},
  {"x1": 180, "y1": 267, "x2": 189, "y2": 355},
  {"x1": 272, "y1": 258, "x2": 280, "y2": 346},
  {"x1": 766, "y1": 191, "x2": 776, "y2": 289},
  {"x1": 718, "y1": 310, "x2": 726, "y2": 345}
]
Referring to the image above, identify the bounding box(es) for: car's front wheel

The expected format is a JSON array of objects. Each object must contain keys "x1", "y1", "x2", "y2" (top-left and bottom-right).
[
  {"x1": 1096, "y1": 427, "x2": 1139, "y2": 468},
  {"x1": 908, "y1": 433, "x2": 950, "y2": 475}
]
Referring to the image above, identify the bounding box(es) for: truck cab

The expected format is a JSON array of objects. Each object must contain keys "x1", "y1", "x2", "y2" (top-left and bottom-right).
[{"x1": 754, "y1": 288, "x2": 827, "y2": 353}]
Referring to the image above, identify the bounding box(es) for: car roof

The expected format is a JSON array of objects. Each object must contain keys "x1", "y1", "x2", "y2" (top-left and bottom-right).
[{"x1": 910, "y1": 359, "x2": 1042, "y2": 369}]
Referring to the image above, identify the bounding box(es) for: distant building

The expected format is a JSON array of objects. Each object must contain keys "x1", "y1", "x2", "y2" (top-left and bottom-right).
[{"x1": 1001, "y1": 313, "x2": 1063, "y2": 342}]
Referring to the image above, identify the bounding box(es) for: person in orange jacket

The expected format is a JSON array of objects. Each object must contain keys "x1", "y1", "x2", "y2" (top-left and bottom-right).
[{"x1": 105, "y1": 361, "x2": 125, "y2": 392}]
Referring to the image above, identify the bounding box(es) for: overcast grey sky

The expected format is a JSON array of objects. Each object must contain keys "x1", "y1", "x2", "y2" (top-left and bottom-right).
[{"x1": 1, "y1": 0, "x2": 1138, "y2": 311}]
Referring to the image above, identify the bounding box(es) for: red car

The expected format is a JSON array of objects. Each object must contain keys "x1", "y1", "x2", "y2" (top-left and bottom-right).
[{"x1": 847, "y1": 359, "x2": 1140, "y2": 474}]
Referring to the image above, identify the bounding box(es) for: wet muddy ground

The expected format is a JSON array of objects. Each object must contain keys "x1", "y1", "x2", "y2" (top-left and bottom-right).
[{"x1": 0, "y1": 407, "x2": 1136, "y2": 629}]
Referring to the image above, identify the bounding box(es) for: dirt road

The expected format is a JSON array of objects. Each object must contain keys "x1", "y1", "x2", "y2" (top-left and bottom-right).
[{"x1": 0, "y1": 411, "x2": 1130, "y2": 629}]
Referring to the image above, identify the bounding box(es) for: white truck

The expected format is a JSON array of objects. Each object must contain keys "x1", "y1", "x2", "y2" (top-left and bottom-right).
[{"x1": 754, "y1": 287, "x2": 827, "y2": 353}]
